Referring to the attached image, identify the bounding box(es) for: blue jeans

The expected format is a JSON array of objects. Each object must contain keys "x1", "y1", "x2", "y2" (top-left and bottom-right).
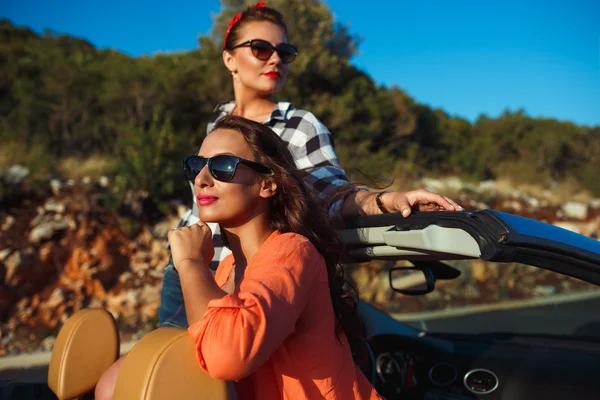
[{"x1": 158, "y1": 258, "x2": 189, "y2": 328}]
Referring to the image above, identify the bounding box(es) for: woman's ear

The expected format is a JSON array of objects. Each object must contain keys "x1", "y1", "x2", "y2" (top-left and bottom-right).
[
  {"x1": 223, "y1": 50, "x2": 237, "y2": 75},
  {"x1": 259, "y1": 178, "x2": 278, "y2": 199}
]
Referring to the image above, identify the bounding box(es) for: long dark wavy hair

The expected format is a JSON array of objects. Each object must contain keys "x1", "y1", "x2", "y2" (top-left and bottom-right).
[
  {"x1": 223, "y1": 5, "x2": 288, "y2": 51},
  {"x1": 212, "y1": 115, "x2": 366, "y2": 360}
]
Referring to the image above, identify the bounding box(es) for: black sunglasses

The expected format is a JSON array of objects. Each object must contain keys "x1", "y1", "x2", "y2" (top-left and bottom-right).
[
  {"x1": 184, "y1": 155, "x2": 272, "y2": 182},
  {"x1": 230, "y1": 39, "x2": 298, "y2": 64}
]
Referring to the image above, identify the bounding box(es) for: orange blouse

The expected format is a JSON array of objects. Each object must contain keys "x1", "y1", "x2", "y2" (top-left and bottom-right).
[{"x1": 188, "y1": 231, "x2": 383, "y2": 399}]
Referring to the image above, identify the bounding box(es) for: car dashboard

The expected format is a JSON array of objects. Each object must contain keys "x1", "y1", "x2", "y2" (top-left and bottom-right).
[{"x1": 366, "y1": 332, "x2": 600, "y2": 400}]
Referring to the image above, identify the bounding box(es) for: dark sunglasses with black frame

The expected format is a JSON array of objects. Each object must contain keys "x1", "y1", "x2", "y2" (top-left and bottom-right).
[
  {"x1": 229, "y1": 39, "x2": 298, "y2": 64},
  {"x1": 184, "y1": 154, "x2": 272, "y2": 182}
]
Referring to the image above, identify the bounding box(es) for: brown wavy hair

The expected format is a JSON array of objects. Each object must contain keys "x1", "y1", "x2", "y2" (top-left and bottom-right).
[
  {"x1": 212, "y1": 115, "x2": 367, "y2": 361},
  {"x1": 223, "y1": 5, "x2": 288, "y2": 50}
]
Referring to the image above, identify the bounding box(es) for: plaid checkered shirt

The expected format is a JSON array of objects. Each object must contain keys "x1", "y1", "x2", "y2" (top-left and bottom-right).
[{"x1": 175, "y1": 101, "x2": 354, "y2": 269}]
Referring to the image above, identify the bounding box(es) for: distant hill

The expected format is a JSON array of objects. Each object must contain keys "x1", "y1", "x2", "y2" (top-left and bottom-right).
[{"x1": 1, "y1": 11, "x2": 599, "y2": 207}]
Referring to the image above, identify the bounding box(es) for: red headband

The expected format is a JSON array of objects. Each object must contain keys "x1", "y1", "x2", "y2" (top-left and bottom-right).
[{"x1": 224, "y1": 2, "x2": 266, "y2": 48}]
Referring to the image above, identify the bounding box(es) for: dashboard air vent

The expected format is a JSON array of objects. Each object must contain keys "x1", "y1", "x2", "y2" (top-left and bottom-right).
[
  {"x1": 429, "y1": 363, "x2": 457, "y2": 386},
  {"x1": 463, "y1": 368, "x2": 499, "y2": 394}
]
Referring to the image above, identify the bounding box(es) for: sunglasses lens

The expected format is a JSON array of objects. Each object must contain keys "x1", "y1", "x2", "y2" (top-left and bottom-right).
[
  {"x1": 277, "y1": 44, "x2": 297, "y2": 63},
  {"x1": 185, "y1": 156, "x2": 207, "y2": 181},
  {"x1": 210, "y1": 156, "x2": 236, "y2": 181},
  {"x1": 251, "y1": 41, "x2": 274, "y2": 60}
]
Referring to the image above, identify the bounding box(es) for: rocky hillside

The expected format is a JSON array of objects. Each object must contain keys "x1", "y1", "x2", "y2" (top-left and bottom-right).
[
  {"x1": 1, "y1": 165, "x2": 599, "y2": 356},
  {"x1": 1, "y1": 166, "x2": 180, "y2": 356}
]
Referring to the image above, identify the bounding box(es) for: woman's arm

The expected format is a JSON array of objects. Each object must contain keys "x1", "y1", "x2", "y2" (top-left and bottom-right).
[
  {"x1": 342, "y1": 188, "x2": 463, "y2": 217},
  {"x1": 291, "y1": 112, "x2": 462, "y2": 218},
  {"x1": 177, "y1": 260, "x2": 227, "y2": 325},
  {"x1": 167, "y1": 222, "x2": 226, "y2": 324}
]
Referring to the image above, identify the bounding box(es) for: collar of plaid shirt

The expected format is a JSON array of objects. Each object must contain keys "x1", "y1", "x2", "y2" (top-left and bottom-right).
[{"x1": 212, "y1": 101, "x2": 292, "y2": 124}]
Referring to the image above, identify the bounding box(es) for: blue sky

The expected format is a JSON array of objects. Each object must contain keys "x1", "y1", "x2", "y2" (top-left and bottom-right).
[{"x1": 2, "y1": 0, "x2": 599, "y2": 126}]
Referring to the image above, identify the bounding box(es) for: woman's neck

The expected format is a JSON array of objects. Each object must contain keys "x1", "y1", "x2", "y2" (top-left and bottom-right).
[
  {"x1": 232, "y1": 86, "x2": 276, "y2": 122},
  {"x1": 222, "y1": 217, "x2": 275, "y2": 271}
]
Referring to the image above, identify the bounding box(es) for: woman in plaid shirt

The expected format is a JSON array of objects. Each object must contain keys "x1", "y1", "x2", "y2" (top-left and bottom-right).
[
  {"x1": 157, "y1": 2, "x2": 462, "y2": 331},
  {"x1": 94, "y1": 3, "x2": 461, "y2": 398}
]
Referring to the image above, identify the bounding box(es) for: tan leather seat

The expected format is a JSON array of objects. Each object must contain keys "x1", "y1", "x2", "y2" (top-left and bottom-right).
[
  {"x1": 113, "y1": 327, "x2": 233, "y2": 400},
  {"x1": 48, "y1": 308, "x2": 119, "y2": 400}
]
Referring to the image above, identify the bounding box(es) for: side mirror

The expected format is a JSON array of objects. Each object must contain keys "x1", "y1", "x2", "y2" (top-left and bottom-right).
[
  {"x1": 389, "y1": 267, "x2": 435, "y2": 295},
  {"x1": 410, "y1": 261, "x2": 461, "y2": 280}
]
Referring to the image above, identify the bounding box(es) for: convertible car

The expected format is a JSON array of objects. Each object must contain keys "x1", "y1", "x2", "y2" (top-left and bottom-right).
[{"x1": 2, "y1": 209, "x2": 600, "y2": 399}]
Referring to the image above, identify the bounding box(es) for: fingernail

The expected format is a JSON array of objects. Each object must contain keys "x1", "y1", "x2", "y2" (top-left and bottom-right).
[{"x1": 402, "y1": 209, "x2": 409, "y2": 217}]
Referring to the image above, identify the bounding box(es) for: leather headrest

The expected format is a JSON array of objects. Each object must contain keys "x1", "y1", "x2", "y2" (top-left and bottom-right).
[
  {"x1": 48, "y1": 308, "x2": 119, "y2": 400},
  {"x1": 113, "y1": 327, "x2": 232, "y2": 400}
]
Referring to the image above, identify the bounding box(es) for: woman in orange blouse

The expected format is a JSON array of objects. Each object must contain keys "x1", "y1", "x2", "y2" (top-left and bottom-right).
[{"x1": 167, "y1": 115, "x2": 384, "y2": 399}]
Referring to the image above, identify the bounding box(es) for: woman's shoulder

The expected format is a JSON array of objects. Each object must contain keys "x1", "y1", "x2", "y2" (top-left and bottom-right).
[
  {"x1": 247, "y1": 232, "x2": 327, "y2": 284},
  {"x1": 258, "y1": 231, "x2": 322, "y2": 264},
  {"x1": 212, "y1": 101, "x2": 236, "y2": 114},
  {"x1": 277, "y1": 103, "x2": 329, "y2": 135},
  {"x1": 207, "y1": 101, "x2": 236, "y2": 131}
]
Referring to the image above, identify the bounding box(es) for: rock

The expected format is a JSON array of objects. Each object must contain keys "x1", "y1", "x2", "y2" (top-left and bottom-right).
[
  {"x1": 478, "y1": 180, "x2": 497, "y2": 193},
  {"x1": 176, "y1": 204, "x2": 189, "y2": 219},
  {"x1": 526, "y1": 196, "x2": 540, "y2": 208},
  {"x1": 88, "y1": 297, "x2": 106, "y2": 309},
  {"x1": 5, "y1": 165, "x2": 29, "y2": 185},
  {"x1": 50, "y1": 179, "x2": 62, "y2": 196},
  {"x1": 463, "y1": 285, "x2": 481, "y2": 298},
  {"x1": 1, "y1": 330, "x2": 14, "y2": 346},
  {"x1": 119, "y1": 272, "x2": 134, "y2": 283},
  {"x1": 500, "y1": 200, "x2": 523, "y2": 213},
  {"x1": 444, "y1": 177, "x2": 464, "y2": 192},
  {"x1": 421, "y1": 178, "x2": 443, "y2": 193},
  {"x1": 131, "y1": 261, "x2": 149, "y2": 274},
  {"x1": 140, "y1": 303, "x2": 159, "y2": 324},
  {"x1": 533, "y1": 285, "x2": 556, "y2": 297},
  {"x1": 149, "y1": 269, "x2": 165, "y2": 279},
  {"x1": 4, "y1": 250, "x2": 22, "y2": 283},
  {"x1": 29, "y1": 219, "x2": 69, "y2": 243},
  {"x1": 65, "y1": 215, "x2": 77, "y2": 231},
  {"x1": 562, "y1": 202, "x2": 588, "y2": 220},
  {"x1": 151, "y1": 240, "x2": 168, "y2": 258},
  {"x1": 90, "y1": 280, "x2": 108, "y2": 299},
  {"x1": 471, "y1": 260, "x2": 494, "y2": 282},
  {"x1": 513, "y1": 190, "x2": 528, "y2": 200},
  {"x1": 98, "y1": 176, "x2": 110, "y2": 188},
  {"x1": 0, "y1": 248, "x2": 11, "y2": 262},
  {"x1": 30, "y1": 213, "x2": 44, "y2": 227},
  {"x1": 553, "y1": 222, "x2": 582, "y2": 235},
  {"x1": 151, "y1": 218, "x2": 180, "y2": 240},
  {"x1": 1, "y1": 216, "x2": 15, "y2": 231},
  {"x1": 463, "y1": 183, "x2": 478, "y2": 193},
  {"x1": 41, "y1": 335, "x2": 56, "y2": 351},
  {"x1": 139, "y1": 284, "x2": 161, "y2": 305},
  {"x1": 45, "y1": 288, "x2": 65, "y2": 309},
  {"x1": 44, "y1": 199, "x2": 65, "y2": 214}
]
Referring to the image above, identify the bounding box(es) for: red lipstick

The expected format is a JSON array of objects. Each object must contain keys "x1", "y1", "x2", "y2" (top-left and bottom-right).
[
  {"x1": 196, "y1": 194, "x2": 218, "y2": 206},
  {"x1": 264, "y1": 71, "x2": 280, "y2": 79}
]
